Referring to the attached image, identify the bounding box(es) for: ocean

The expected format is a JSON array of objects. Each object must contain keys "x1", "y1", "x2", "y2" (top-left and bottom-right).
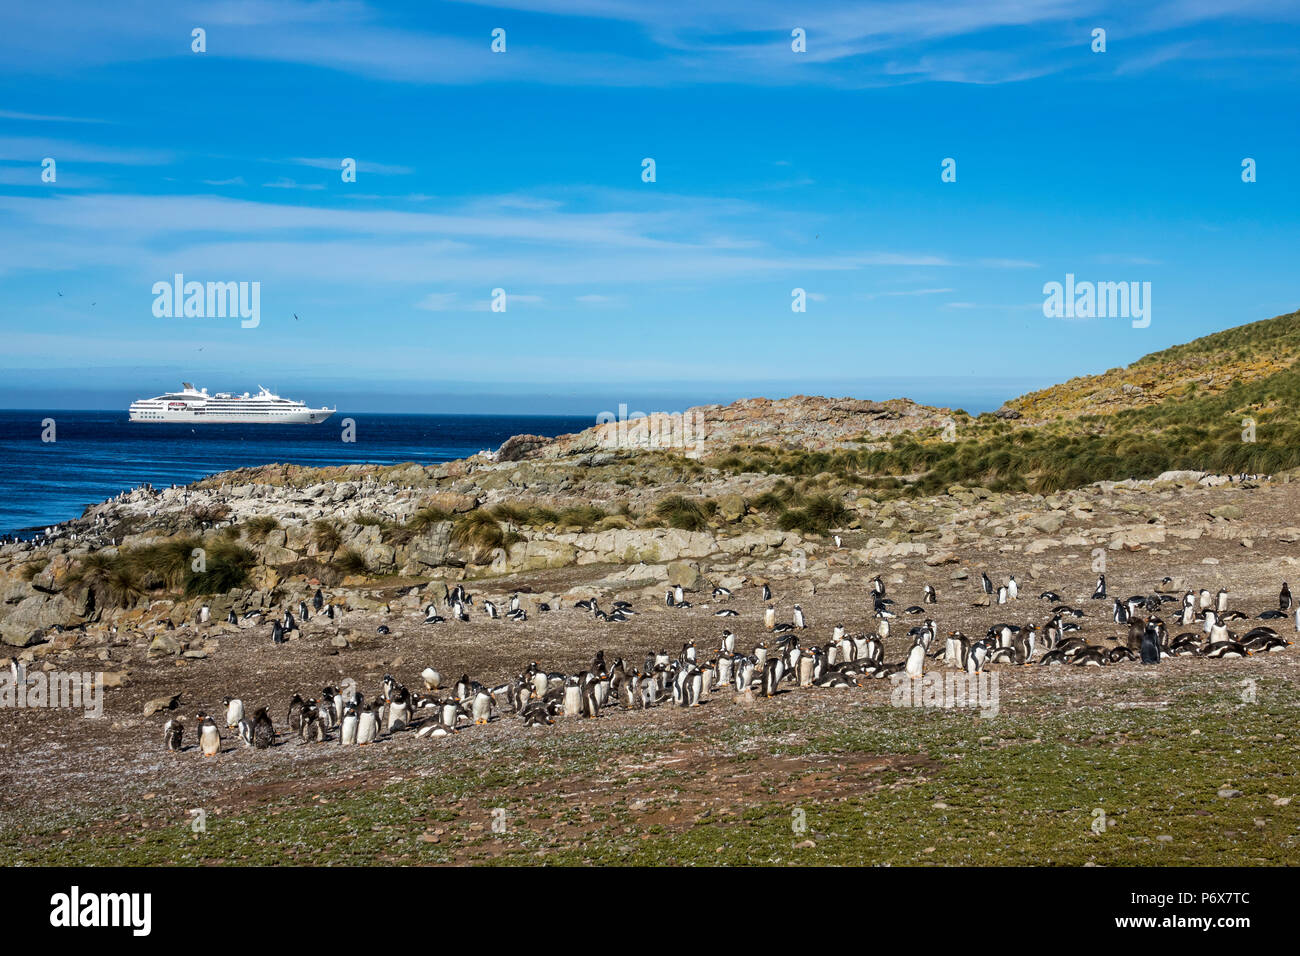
[{"x1": 0, "y1": 410, "x2": 591, "y2": 536}]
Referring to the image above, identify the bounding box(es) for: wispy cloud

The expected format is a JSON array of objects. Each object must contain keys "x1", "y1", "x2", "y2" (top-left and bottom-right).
[
  {"x1": 2, "y1": 0, "x2": 1294, "y2": 88},
  {"x1": 0, "y1": 109, "x2": 110, "y2": 124}
]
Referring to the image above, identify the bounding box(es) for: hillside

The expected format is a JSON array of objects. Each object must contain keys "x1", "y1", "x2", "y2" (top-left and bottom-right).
[{"x1": 1006, "y1": 309, "x2": 1300, "y2": 421}]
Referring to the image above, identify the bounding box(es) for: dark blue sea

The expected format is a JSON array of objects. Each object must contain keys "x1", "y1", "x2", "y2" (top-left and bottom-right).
[{"x1": 0, "y1": 411, "x2": 591, "y2": 536}]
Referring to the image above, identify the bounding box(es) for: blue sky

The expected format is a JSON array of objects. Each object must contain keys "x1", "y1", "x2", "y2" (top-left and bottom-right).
[{"x1": 0, "y1": 0, "x2": 1297, "y2": 415}]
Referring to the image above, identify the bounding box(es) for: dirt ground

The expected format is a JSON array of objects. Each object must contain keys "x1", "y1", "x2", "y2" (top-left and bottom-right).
[{"x1": 2, "y1": 479, "x2": 1299, "y2": 865}]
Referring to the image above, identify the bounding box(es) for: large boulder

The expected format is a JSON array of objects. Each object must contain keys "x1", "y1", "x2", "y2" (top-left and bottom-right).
[
  {"x1": 667, "y1": 561, "x2": 701, "y2": 589},
  {"x1": 0, "y1": 593, "x2": 83, "y2": 647}
]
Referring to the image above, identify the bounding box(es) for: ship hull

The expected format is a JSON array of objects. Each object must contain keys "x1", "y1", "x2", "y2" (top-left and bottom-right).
[{"x1": 129, "y1": 407, "x2": 334, "y2": 424}]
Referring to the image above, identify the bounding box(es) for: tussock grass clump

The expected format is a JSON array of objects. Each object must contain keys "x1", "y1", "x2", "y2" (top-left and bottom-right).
[
  {"x1": 652, "y1": 495, "x2": 714, "y2": 531},
  {"x1": 333, "y1": 548, "x2": 371, "y2": 576},
  {"x1": 488, "y1": 502, "x2": 607, "y2": 530},
  {"x1": 67, "y1": 552, "x2": 142, "y2": 607},
  {"x1": 183, "y1": 539, "x2": 255, "y2": 596},
  {"x1": 242, "y1": 516, "x2": 281, "y2": 541},
  {"x1": 776, "y1": 493, "x2": 850, "y2": 536},
  {"x1": 19, "y1": 559, "x2": 48, "y2": 582},
  {"x1": 312, "y1": 520, "x2": 343, "y2": 554},
  {"x1": 452, "y1": 510, "x2": 523, "y2": 562}
]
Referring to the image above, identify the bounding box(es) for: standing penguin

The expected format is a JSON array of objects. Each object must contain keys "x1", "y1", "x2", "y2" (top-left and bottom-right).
[
  {"x1": 1092, "y1": 574, "x2": 1107, "y2": 600},
  {"x1": 792, "y1": 605, "x2": 806, "y2": 629},
  {"x1": 980, "y1": 571, "x2": 994, "y2": 595},
  {"x1": 197, "y1": 712, "x2": 221, "y2": 756},
  {"x1": 763, "y1": 606, "x2": 776, "y2": 631},
  {"x1": 905, "y1": 639, "x2": 925, "y2": 679},
  {"x1": 162, "y1": 717, "x2": 184, "y2": 752},
  {"x1": 923, "y1": 584, "x2": 937, "y2": 605},
  {"x1": 387, "y1": 686, "x2": 411, "y2": 732},
  {"x1": 563, "y1": 676, "x2": 583, "y2": 718},
  {"x1": 356, "y1": 701, "x2": 380, "y2": 744},
  {"x1": 339, "y1": 701, "x2": 359, "y2": 745},
  {"x1": 223, "y1": 696, "x2": 244, "y2": 730},
  {"x1": 1140, "y1": 620, "x2": 1161, "y2": 665},
  {"x1": 471, "y1": 688, "x2": 495, "y2": 724},
  {"x1": 759, "y1": 657, "x2": 783, "y2": 698},
  {"x1": 1281, "y1": 582, "x2": 1293, "y2": 613},
  {"x1": 252, "y1": 707, "x2": 275, "y2": 749}
]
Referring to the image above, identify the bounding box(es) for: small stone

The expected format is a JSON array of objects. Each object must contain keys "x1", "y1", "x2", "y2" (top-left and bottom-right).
[
  {"x1": 793, "y1": 839, "x2": 815, "y2": 849},
  {"x1": 143, "y1": 694, "x2": 181, "y2": 716},
  {"x1": 1218, "y1": 788, "x2": 1243, "y2": 798}
]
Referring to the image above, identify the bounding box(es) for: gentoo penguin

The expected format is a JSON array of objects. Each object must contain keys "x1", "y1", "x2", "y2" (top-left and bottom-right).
[
  {"x1": 980, "y1": 571, "x2": 993, "y2": 595},
  {"x1": 759, "y1": 657, "x2": 783, "y2": 697},
  {"x1": 313, "y1": 588, "x2": 324, "y2": 611},
  {"x1": 923, "y1": 584, "x2": 937, "y2": 604},
  {"x1": 734, "y1": 656, "x2": 755, "y2": 693},
  {"x1": 1126, "y1": 618, "x2": 1147, "y2": 652},
  {"x1": 197, "y1": 712, "x2": 221, "y2": 756},
  {"x1": 1281, "y1": 582, "x2": 1293, "y2": 612},
  {"x1": 299, "y1": 701, "x2": 328, "y2": 742},
  {"x1": 792, "y1": 605, "x2": 806, "y2": 629},
  {"x1": 1139, "y1": 621, "x2": 1161, "y2": 665},
  {"x1": 764, "y1": 606, "x2": 776, "y2": 631},
  {"x1": 387, "y1": 686, "x2": 411, "y2": 732},
  {"x1": 198, "y1": 605, "x2": 210, "y2": 624},
  {"x1": 1091, "y1": 574, "x2": 1107, "y2": 600},
  {"x1": 162, "y1": 717, "x2": 184, "y2": 752},
  {"x1": 1113, "y1": 598, "x2": 1129, "y2": 624},
  {"x1": 871, "y1": 575, "x2": 885, "y2": 596},
  {"x1": 237, "y1": 715, "x2": 255, "y2": 747},
  {"x1": 356, "y1": 701, "x2": 380, "y2": 743},
  {"x1": 252, "y1": 707, "x2": 275, "y2": 749},
  {"x1": 471, "y1": 688, "x2": 495, "y2": 724},
  {"x1": 1203, "y1": 641, "x2": 1250, "y2": 659},
  {"x1": 1007, "y1": 575, "x2": 1018, "y2": 600},
  {"x1": 563, "y1": 677, "x2": 583, "y2": 718},
  {"x1": 519, "y1": 700, "x2": 553, "y2": 727},
  {"x1": 287, "y1": 694, "x2": 305, "y2": 734},
  {"x1": 223, "y1": 696, "x2": 244, "y2": 729},
  {"x1": 339, "y1": 702, "x2": 359, "y2": 745},
  {"x1": 762, "y1": 582, "x2": 772, "y2": 601},
  {"x1": 226, "y1": 609, "x2": 238, "y2": 625},
  {"x1": 271, "y1": 620, "x2": 285, "y2": 645},
  {"x1": 996, "y1": 585, "x2": 1008, "y2": 605},
  {"x1": 905, "y1": 639, "x2": 925, "y2": 679},
  {"x1": 421, "y1": 667, "x2": 442, "y2": 691}
]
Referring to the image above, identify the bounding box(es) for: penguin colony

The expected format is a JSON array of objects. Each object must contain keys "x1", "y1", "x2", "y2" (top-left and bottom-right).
[{"x1": 159, "y1": 575, "x2": 1295, "y2": 753}]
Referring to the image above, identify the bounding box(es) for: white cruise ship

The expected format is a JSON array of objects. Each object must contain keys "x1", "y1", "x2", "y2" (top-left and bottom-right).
[{"x1": 129, "y1": 383, "x2": 335, "y2": 424}]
